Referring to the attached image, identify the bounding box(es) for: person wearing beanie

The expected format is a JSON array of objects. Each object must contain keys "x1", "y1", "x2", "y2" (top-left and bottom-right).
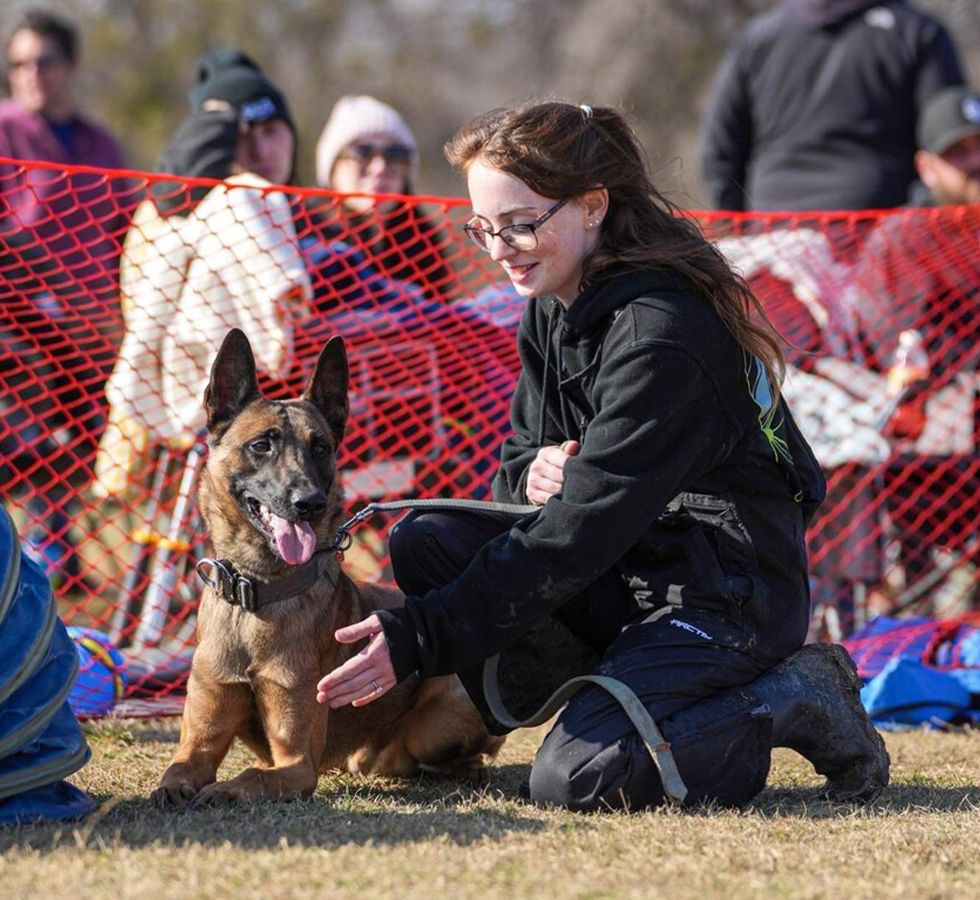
[
  {"x1": 95, "y1": 50, "x2": 311, "y2": 497},
  {"x1": 310, "y1": 95, "x2": 451, "y2": 300},
  {"x1": 149, "y1": 48, "x2": 298, "y2": 213},
  {"x1": 188, "y1": 48, "x2": 298, "y2": 187},
  {"x1": 316, "y1": 95, "x2": 418, "y2": 210}
]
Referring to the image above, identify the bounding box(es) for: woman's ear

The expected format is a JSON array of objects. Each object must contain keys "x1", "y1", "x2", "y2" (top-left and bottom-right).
[{"x1": 581, "y1": 187, "x2": 609, "y2": 228}]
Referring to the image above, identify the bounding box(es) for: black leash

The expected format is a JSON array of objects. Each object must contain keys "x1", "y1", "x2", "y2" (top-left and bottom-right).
[{"x1": 331, "y1": 497, "x2": 540, "y2": 552}]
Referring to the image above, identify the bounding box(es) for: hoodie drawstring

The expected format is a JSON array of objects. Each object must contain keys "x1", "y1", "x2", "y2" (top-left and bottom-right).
[{"x1": 536, "y1": 299, "x2": 559, "y2": 446}]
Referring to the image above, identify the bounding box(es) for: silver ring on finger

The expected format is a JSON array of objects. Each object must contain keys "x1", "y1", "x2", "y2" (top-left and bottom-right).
[{"x1": 370, "y1": 679, "x2": 381, "y2": 695}]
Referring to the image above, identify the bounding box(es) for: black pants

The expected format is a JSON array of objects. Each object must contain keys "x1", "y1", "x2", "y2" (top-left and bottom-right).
[{"x1": 390, "y1": 509, "x2": 775, "y2": 812}]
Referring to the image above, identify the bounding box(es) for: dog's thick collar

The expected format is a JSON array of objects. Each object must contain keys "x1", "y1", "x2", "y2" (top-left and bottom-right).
[{"x1": 195, "y1": 551, "x2": 339, "y2": 612}]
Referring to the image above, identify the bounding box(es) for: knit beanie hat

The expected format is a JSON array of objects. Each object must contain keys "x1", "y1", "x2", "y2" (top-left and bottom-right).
[
  {"x1": 188, "y1": 49, "x2": 296, "y2": 135},
  {"x1": 315, "y1": 95, "x2": 419, "y2": 187}
]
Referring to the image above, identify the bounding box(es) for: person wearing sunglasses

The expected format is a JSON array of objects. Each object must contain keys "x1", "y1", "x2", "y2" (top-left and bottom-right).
[
  {"x1": 316, "y1": 101, "x2": 889, "y2": 813},
  {"x1": 1, "y1": 9, "x2": 125, "y2": 171},
  {"x1": 311, "y1": 95, "x2": 451, "y2": 300},
  {"x1": 0, "y1": 10, "x2": 128, "y2": 590}
]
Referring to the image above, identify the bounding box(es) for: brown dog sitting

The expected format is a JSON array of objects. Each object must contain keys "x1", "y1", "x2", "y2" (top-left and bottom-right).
[{"x1": 151, "y1": 328, "x2": 503, "y2": 806}]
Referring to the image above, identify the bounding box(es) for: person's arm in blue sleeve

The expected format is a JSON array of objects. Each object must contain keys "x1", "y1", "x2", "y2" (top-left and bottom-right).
[{"x1": 377, "y1": 337, "x2": 739, "y2": 681}]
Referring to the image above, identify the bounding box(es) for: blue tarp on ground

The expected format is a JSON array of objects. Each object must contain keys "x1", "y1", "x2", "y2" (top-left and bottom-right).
[
  {"x1": 861, "y1": 657, "x2": 972, "y2": 727},
  {"x1": 846, "y1": 614, "x2": 980, "y2": 729},
  {"x1": 0, "y1": 504, "x2": 95, "y2": 825}
]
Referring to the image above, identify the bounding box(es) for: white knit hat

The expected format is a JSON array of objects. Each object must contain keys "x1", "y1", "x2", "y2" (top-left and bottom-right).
[{"x1": 315, "y1": 95, "x2": 419, "y2": 187}]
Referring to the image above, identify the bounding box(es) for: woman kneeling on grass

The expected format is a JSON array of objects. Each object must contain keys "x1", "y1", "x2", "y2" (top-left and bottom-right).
[{"x1": 316, "y1": 101, "x2": 889, "y2": 811}]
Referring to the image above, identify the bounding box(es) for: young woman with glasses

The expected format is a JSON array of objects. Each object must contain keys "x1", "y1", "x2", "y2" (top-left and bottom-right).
[
  {"x1": 310, "y1": 95, "x2": 451, "y2": 300},
  {"x1": 315, "y1": 101, "x2": 888, "y2": 812}
]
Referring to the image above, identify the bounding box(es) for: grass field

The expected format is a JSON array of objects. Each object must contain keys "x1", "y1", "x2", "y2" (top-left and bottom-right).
[{"x1": 1, "y1": 722, "x2": 978, "y2": 899}]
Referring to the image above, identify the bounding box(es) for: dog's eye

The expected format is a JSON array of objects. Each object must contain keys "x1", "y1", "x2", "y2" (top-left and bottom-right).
[
  {"x1": 311, "y1": 440, "x2": 329, "y2": 457},
  {"x1": 248, "y1": 438, "x2": 273, "y2": 455}
]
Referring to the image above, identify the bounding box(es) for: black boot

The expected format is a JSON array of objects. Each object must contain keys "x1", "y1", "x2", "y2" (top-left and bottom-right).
[{"x1": 749, "y1": 642, "x2": 889, "y2": 802}]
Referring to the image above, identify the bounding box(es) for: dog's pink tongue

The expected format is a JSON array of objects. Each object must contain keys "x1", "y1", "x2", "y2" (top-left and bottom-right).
[{"x1": 267, "y1": 515, "x2": 317, "y2": 565}]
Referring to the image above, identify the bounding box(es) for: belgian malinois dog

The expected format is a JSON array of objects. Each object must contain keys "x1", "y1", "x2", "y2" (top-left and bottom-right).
[{"x1": 152, "y1": 329, "x2": 502, "y2": 806}]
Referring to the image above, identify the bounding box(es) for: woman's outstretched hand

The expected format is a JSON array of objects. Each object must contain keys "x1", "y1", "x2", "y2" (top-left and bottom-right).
[
  {"x1": 316, "y1": 614, "x2": 397, "y2": 708},
  {"x1": 526, "y1": 440, "x2": 580, "y2": 506}
]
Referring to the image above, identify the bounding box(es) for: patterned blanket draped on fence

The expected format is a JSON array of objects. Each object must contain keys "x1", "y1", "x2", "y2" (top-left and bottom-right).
[{"x1": 0, "y1": 158, "x2": 977, "y2": 716}]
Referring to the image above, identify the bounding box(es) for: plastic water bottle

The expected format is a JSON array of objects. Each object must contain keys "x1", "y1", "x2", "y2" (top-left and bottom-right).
[
  {"x1": 887, "y1": 329, "x2": 929, "y2": 395},
  {"x1": 885, "y1": 328, "x2": 929, "y2": 441}
]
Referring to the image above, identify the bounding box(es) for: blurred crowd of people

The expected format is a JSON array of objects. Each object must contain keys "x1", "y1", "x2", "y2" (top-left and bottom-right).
[
  {"x1": 0, "y1": 3, "x2": 978, "y2": 631},
  {"x1": 700, "y1": 1, "x2": 979, "y2": 632}
]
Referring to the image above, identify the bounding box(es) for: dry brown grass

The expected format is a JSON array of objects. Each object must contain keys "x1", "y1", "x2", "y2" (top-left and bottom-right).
[{"x1": 1, "y1": 722, "x2": 978, "y2": 900}]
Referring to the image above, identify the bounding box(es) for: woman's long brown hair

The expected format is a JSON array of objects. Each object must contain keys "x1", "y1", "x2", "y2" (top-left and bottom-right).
[{"x1": 445, "y1": 100, "x2": 786, "y2": 402}]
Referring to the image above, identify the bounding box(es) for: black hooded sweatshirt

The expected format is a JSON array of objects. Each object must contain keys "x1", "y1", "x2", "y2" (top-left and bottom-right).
[{"x1": 377, "y1": 268, "x2": 826, "y2": 681}]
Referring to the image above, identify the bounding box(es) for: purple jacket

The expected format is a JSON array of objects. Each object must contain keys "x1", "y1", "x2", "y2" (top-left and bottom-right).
[
  {"x1": 0, "y1": 98, "x2": 125, "y2": 170},
  {"x1": 0, "y1": 99, "x2": 131, "y2": 310}
]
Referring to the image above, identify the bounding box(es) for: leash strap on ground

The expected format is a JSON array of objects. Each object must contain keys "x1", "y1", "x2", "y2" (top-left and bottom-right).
[{"x1": 481, "y1": 654, "x2": 688, "y2": 806}]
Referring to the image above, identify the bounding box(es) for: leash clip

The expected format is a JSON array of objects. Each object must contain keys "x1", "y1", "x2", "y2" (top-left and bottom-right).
[
  {"x1": 338, "y1": 504, "x2": 380, "y2": 535},
  {"x1": 331, "y1": 528, "x2": 353, "y2": 558}
]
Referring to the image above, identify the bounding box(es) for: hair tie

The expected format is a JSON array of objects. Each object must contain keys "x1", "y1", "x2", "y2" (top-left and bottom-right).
[{"x1": 579, "y1": 104, "x2": 594, "y2": 119}]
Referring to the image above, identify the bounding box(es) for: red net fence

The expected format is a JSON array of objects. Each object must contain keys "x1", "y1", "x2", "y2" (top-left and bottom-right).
[{"x1": 1, "y1": 158, "x2": 977, "y2": 716}]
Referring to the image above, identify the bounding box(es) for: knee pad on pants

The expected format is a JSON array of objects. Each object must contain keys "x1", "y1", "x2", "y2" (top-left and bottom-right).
[
  {"x1": 529, "y1": 689, "x2": 772, "y2": 812},
  {"x1": 662, "y1": 690, "x2": 773, "y2": 808}
]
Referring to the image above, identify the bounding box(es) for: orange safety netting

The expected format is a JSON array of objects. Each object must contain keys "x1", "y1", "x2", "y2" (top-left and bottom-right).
[{"x1": 0, "y1": 158, "x2": 977, "y2": 717}]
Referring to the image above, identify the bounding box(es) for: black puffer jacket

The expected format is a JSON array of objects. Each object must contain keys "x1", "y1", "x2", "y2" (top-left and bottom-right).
[{"x1": 377, "y1": 268, "x2": 826, "y2": 680}]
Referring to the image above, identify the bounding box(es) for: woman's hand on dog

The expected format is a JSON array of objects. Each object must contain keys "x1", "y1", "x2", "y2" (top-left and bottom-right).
[
  {"x1": 526, "y1": 440, "x2": 580, "y2": 506},
  {"x1": 316, "y1": 614, "x2": 397, "y2": 708}
]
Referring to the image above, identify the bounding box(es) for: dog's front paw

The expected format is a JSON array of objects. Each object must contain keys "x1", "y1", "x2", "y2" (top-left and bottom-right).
[
  {"x1": 192, "y1": 779, "x2": 249, "y2": 806},
  {"x1": 150, "y1": 782, "x2": 199, "y2": 809},
  {"x1": 193, "y1": 767, "x2": 315, "y2": 804}
]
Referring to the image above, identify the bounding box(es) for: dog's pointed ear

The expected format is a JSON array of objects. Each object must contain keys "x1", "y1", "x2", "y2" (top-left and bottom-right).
[
  {"x1": 204, "y1": 329, "x2": 262, "y2": 436},
  {"x1": 303, "y1": 336, "x2": 349, "y2": 445}
]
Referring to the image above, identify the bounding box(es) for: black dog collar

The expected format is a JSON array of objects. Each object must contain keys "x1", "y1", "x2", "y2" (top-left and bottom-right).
[{"x1": 196, "y1": 551, "x2": 339, "y2": 612}]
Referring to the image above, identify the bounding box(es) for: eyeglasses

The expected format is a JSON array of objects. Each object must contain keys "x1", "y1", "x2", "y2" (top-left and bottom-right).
[
  {"x1": 339, "y1": 143, "x2": 414, "y2": 167},
  {"x1": 463, "y1": 199, "x2": 568, "y2": 252},
  {"x1": 7, "y1": 51, "x2": 64, "y2": 72}
]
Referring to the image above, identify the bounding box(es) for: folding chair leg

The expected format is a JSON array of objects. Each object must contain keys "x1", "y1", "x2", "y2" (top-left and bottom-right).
[
  {"x1": 110, "y1": 446, "x2": 172, "y2": 646},
  {"x1": 132, "y1": 440, "x2": 205, "y2": 650}
]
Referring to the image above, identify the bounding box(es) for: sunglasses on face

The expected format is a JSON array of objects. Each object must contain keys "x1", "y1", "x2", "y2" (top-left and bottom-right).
[
  {"x1": 463, "y1": 198, "x2": 569, "y2": 252},
  {"x1": 7, "y1": 51, "x2": 64, "y2": 72},
  {"x1": 340, "y1": 143, "x2": 414, "y2": 167}
]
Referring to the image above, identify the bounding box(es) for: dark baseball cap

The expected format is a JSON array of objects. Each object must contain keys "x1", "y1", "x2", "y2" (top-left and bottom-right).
[{"x1": 918, "y1": 86, "x2": 980, "y2": 155}]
